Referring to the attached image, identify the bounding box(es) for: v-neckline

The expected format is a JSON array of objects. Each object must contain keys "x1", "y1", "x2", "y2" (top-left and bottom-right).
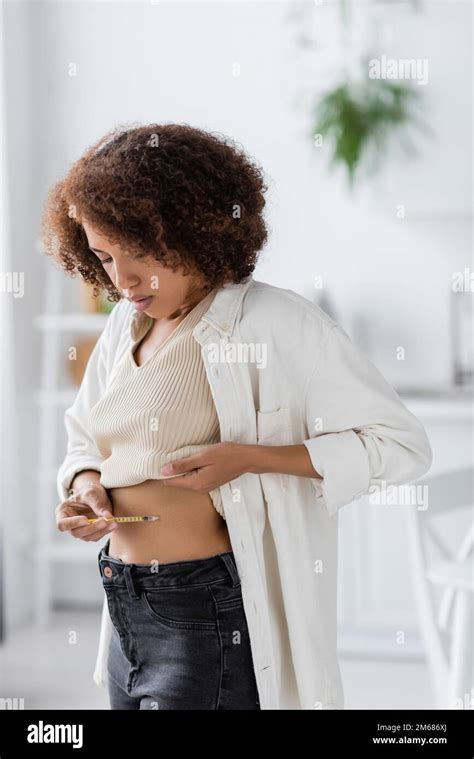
[
  {"x1": 129, "y1": 312, "x2": 190, "y2": 370},
  {"x1": 128, "y1": 288, "x2": 217, "y2": 370}
]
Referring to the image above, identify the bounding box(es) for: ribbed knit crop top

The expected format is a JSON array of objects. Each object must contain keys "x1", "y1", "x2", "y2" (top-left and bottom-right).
[{"x1": 88, "y1": 287, "x2": 225, "y2": 519}]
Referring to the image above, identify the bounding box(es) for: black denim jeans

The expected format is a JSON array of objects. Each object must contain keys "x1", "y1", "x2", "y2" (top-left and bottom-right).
[{"x1": 97, "y1": 539, "x2": 261, "y2": 710}]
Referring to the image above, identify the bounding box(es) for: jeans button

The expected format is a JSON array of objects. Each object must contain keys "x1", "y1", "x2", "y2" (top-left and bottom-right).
[{"x1": 103, "y1": 566, "x2": 113, "y2": 578}]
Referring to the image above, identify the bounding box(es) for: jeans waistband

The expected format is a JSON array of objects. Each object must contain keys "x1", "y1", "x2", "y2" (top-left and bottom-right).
[{"x1": 97, "y1": 538, "x2": 241, "y2": 599}]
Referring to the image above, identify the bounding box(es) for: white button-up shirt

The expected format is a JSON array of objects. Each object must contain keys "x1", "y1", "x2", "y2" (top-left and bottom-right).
[{"x1": 57, "y1": 274, "x2": 432, "y2": 709}]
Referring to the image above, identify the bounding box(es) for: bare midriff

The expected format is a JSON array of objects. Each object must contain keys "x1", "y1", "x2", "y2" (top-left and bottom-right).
[{"x1": 106, "y1": 478, "x2": 232, "y2": 564}]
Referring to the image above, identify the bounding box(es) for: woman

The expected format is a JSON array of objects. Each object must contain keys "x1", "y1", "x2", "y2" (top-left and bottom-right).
[{"x1": 43, "y1": 123, "x2": 432, "y2": 710}]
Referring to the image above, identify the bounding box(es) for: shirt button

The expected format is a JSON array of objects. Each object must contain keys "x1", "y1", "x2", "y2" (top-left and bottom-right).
[
  {"x1": 103, "y1": 566, "x2": 113, "y2": 578},
  {"x1": 210, "y1": 365, "x2": 220, "y2": 379}
]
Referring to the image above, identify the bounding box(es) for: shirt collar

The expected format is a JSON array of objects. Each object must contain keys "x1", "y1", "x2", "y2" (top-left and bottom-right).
[
  {"x1": 129, "y1": 274, "x2": 255, "y2": 342},
  {"x1": 200, "y1": 274, "x2": 254, "y2": 336}
]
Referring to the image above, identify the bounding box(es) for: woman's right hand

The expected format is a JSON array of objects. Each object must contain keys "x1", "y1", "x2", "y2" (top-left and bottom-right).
[{"x1": 56, "y1": 479, "x2": 118, "y2": 542}]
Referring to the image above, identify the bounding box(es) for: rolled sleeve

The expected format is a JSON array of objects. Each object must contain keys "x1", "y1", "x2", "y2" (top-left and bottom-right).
[{"x1": 302, "y1": 324, "x2": 433, "y2": 517}]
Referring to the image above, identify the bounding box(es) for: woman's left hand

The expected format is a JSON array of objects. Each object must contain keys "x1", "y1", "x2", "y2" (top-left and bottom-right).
[{"x1": 159, "y1": 442, "x2": 248, "y2": 492}]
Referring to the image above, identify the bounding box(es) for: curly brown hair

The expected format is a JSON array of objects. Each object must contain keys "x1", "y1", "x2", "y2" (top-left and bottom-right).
[{"x1": 41, "y1": 122, "x2": 269, "y2": 302}]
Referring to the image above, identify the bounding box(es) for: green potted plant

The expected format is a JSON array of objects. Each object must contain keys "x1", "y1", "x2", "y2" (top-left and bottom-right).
[{"x1": 311, "y1": 75, "x2": 425, "y2": 188}]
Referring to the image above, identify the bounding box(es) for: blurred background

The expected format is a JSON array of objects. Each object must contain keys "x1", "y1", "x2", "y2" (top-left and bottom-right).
[{"x1": 0, "y1": 0, "x2": 472, "y2": 709}]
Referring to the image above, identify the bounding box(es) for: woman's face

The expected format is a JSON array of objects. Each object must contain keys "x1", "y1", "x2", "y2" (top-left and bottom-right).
[{"x1": 81, "y1": 220, "x2": 211, "y2": 320}]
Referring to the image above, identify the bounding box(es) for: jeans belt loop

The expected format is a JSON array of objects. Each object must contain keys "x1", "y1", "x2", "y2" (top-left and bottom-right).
[{"x1": 219, "y1": 553, "x2": 240, "y2": 588}]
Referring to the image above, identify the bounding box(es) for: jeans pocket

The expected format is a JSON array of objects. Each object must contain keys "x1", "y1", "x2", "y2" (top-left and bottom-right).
[{"x1": 140, "y1": 585, "x2": 217, "y2": 632}]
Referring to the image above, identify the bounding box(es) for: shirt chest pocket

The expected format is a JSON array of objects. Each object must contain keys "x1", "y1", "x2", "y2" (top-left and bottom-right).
[
  {"x1": 256, "y1": 407, "x2": 293, "y2": 445},
  {"x1": 256, "y1": 407, "x2": 293, "y2": 502}
]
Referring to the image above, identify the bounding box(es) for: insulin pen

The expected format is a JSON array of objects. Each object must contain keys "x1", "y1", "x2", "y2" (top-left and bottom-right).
[{"x1": 86, "y1": 515, "x2": 161, "y2": 523}]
